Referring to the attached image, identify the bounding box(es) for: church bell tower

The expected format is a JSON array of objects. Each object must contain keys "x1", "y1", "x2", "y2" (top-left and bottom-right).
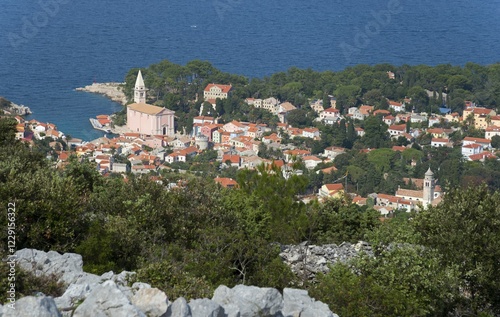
[
  {"x1": 134, "y1": 70, "x2": 148, "y2": 104},
  {"x1": 423, "y1": 168, "x2": 435, "y2": 208}
]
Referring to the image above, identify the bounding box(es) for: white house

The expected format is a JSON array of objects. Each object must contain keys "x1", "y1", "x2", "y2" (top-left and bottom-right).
[
  {"x1": 462, "y1": 143, "x2": 483, "y2": 157},
  {"x1": 431, "y1": 138, "x2": 452, "y2": 148},
  {"x1": 388, "y1": 100, "x2": 405, "y2": 112},
  {"x1": 485, "y1": 126, "x2": 500, "y2": 140}
]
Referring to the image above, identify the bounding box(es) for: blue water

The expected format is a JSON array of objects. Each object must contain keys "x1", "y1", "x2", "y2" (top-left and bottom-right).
[{"x1": 1, "y1": 0, "x2": 499, "y2": 140}]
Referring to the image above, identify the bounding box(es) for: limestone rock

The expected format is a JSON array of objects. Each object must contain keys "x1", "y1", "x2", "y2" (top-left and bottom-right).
[
  {"x1": 131, "y1": 288, "x2": 169, "y2": 317},
  {"x1": 189, "y1": 298, "x2": 225, "y2": 317},
  {"x1": 212, "y1": 284, "x2": 283, "y2": 317},
  {"x1": 3, "y1": 296, "x2": 61, "y2": 317},
  {"x1": 14, "y1": 248, "x2": 101, "y2": 286},
  {"x1": 282, "y1": 288, "x2": 337, "y2": 317},
  {"x1": 279, "y1": 241, "x2": 373, "y2": 282},
  {"x1": 164, "y1": 297, "x2": 191, "y2": 317},
  {"x1": 54, "y1": 283, "x2": 92, "y2": 311},
  {"x1": 132, "y1": 282, "x2": 152, "y2": 291},
  {"x1": 73, "y1": 280, "x2": 145, "y2": 317}
]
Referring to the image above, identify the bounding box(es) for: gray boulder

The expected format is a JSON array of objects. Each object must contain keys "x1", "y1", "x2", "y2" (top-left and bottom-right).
[
  {"x1": 3, "y1": 296, "x2": 61, "y2": 317},
  {"x1": 54, "y1": 283, "x2": 92, "y2": 311},
  {"x1": 14, "y1": 248, "x2": 101, "y2": 286},
  {"x1": 163, "y1": 297, "x2": 191, "y2": 317},
  {"x1": 132, "y1": 282, "x2": 152, "y2": 291},
  {"x1": 131, "y1": 288, "x2": 169, "y2": 317},
  {"x1": 282, "y1": 288, "x2": 337, "y2": 317},
  {"x1": 72, "y1": 280, "x2": 145, "y2": 317},
  {"x1": 189, "y1": 298, "x2": 225, "y2": 317},
  {"x1": 212, "y1": 285, "x2": 283, "y2": 317}
]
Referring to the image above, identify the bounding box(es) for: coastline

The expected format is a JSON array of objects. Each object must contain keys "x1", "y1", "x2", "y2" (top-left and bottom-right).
[{"x1": 75, "y1": 82, "x2": 128, "y2": 106}]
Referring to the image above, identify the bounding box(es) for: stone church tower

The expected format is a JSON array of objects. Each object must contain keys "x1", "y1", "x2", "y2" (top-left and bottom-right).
[
  {"x1": 134, "y1": 70, "x2": 148, "y2": 104},
  {"x1": 423, "y1": 168, "x2": 435, "y2": 207}
]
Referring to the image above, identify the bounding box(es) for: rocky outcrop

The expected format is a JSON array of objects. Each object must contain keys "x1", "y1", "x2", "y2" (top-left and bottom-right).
[
  {"x1": 72, "y1": 280, "x2": 145, "y2": 317},
  {"x1": 75, "y1": 82, "x2": 127, "y2": 105},
  {"x1": 212, "y1": 285, "x2": 283, "y2": 317},
  {"x1": 3, "y1": 296, "x2": 61, "y2": 317},
  {"x1": 7, "y1": 248, "x2": 338, "y2": 317},
  {"x1": 279, "y1": 241, "x2": 373, "y2": 281}
]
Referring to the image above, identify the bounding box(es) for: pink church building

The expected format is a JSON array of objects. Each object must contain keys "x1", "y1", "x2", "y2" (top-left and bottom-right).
[
  {"x1": 127, "y1": 103, "x2": 175, "y2": 136},
  {"x1": 126, "y1": 71, "x2": 175, "y2": 136}
]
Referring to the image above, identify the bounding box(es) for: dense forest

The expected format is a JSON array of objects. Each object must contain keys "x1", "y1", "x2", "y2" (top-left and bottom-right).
[{"x1": 2, "y1": 116, "x2": 500, "y2": 316}]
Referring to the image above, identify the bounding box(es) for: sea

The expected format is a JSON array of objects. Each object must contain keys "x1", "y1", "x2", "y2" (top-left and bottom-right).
[{"x1": 1, "y1": 0, "x2": 499, "y2": 140}]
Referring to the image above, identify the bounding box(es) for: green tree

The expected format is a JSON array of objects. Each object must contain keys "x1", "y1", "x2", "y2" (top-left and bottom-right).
[
  {"x1": 414, "y1": 185, "x2": 500, "y2": 315},
  {"x1": 312, "y1": 244, "x2": 459, "y2": 317},
  {"x1": 361, "y1": 115, "x2": 390, "y2": 148},
  {"x1": 491, "y1": 135, "x2": 500, "y2": 148}
]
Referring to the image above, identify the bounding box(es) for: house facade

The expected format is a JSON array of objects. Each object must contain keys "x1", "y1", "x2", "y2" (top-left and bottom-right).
[{"x1": 203, "y1": 84, "x2": 233, "y2": 101}]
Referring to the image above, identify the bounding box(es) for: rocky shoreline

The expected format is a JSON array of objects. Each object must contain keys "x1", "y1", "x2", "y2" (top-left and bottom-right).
[{"x1": 75, "y1": 82, "x2": 128, "y2": 106}]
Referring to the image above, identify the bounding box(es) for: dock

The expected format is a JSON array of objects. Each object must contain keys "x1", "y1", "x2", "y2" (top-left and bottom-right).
[{"x1": 89, "y1": 118, "x2": 111, "y2": 133}]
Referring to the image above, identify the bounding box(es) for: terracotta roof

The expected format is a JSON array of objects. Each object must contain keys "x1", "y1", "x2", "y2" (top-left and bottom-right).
[
  {"x1": 222, "y1": 154, "x2": 241, "y2": 164},
  {"x1": 194, "y1": 116, "x2": 215, "y2": 121},
  {"x1": 128, "y1": 103, "x2": 172, "y2": 115},
  {"x1": 469, "y1": 152, "x2": 497, "y2": 161},
  {"x1": 388, "y1": 124, "x2": 406, "y2": 131},
  {"x1": 323, "y1": 107, "x2": 339, "y2": 113},
  {"x1": 470, "y1": 107, "x2": 494, "y2": 115},
  {"x1": 463, "y1": 144, "x2": 483, "y2": 149},
  {"x1": 303, "y1": 155, "x2": 322, "y2": 162},
  {"x1": 463, "y1": 137, "x2": 490, "y2": 143},
  {"x1": 373, "y1": 109, "x2": 391, "y2": 115},
  {"x1": 392, "y1": 146, "x2": 406, "y2": 152},
  {"x1": 432, "y1": 138, "x2": 450, "y2": 143},
  {"x1": 204, "y1": 83, "x2": 233, "y2": 93},
  {"x1": 388, "y1": 100, "x2": 403, "y2": 107},
  {"x1": 321, "y1": 166, "x2": 338, "y2": 174},
  {"x1": 359, "y1": 105, "x2": 374, "y2": 115},
  {"x1": 486, "y1": 125, "x2": 500, "y2": 132},
  {"x1": 325, "y1": 183, "x2": 344, "y2": 191},
  {"x1": 214, "y1": 177, "x2": 239, "y2": 188}
]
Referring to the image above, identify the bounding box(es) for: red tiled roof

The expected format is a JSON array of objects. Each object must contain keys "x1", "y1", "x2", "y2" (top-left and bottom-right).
[
  {"x1": 214, "y1": 177, "x2": 239, "y2": 188},
  {"x1": 432, "y1": 138, "x2": 450, "y2": 143},
  {"x1": 222, "y1": 154, "x2": 241, "y2": 164},
  {"x1": 388, "y1": 100, "x2": 403, "y2": 107},
  {"x1": 373, "y1": 109, "x2": 391, "y2": 116},
  {"x1": 204, "y1": 84, "x2": 233, "y2": 93},
  {"x1": 325, "y1": 183, "x2": 344, "y2": 191},
  {"x1": 388, "y1": 124, "x2": 406, "y2": 131},
  {"x1": 463, "y1": 137, "x2": 490, "y2": 143},
  {"x1": 463, "y1": 144, "x2": 483, "y2": 149}
]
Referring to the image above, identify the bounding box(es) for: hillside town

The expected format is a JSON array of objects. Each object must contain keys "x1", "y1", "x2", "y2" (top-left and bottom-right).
[{"x1": 7, "y1": 69, "x2": 500, "y2": 215}]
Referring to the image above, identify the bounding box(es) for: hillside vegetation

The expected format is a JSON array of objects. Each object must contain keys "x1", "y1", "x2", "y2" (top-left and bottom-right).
[{"x1": 2, "y1": 115, "x2": 500, "y2": 316}]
